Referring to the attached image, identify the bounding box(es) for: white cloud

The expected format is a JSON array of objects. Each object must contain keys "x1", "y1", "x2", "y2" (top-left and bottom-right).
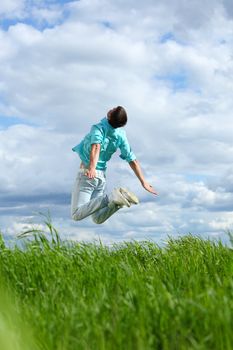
[
  {"x1": 0, "y1": 0, "x2": 25, "y2": 18},
  {"x1": 0, "y1": 124, "x2": 77, "y2": 195},
  {"x1": 1, "y1": 0, "x2": 233, "y2": 243},
  {"x1": 209, "y1": 215, "x2": 233, "y2": 231}
]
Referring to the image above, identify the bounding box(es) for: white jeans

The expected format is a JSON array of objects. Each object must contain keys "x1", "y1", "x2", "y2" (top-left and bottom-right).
[{"x1": 71, "y1": 169, "x2": 120, "y2": 224}]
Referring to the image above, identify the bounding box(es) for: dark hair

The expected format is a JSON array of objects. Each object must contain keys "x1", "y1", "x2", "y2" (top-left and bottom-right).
[{"x1": 108, "y1": 106, "x2": 127, "y2": 128}]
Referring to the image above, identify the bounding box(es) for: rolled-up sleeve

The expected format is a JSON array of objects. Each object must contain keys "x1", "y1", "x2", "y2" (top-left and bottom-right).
[
  {"x1": 119, "y1": 134, "x2": 136, "y2": 163},
  {"x1": 90, "y1": 125, "x2": 104, "y2": 144}
]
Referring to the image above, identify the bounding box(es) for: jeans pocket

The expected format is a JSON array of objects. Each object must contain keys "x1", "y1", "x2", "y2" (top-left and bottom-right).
[{"x1": 80, "y1": 173, "x2": 97, "y2": 187}]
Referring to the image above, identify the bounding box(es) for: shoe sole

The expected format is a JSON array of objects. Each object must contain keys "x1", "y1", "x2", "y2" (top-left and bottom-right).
[
  {"x1": 119, "y1": 188, "x2": 139, "y2": 204},
  {"x1": 111, "y1": 188, "x2": 131, "y2": 207}
]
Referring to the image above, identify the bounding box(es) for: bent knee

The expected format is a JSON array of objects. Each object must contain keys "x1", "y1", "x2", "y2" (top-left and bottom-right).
[{"x1": 71, "y1": 211, "x2": 82, "y2": 221}]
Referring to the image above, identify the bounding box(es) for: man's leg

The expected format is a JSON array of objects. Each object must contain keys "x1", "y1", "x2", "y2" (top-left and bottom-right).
[
  {"x1": 91, "y1": 181, "x2": 123, "y2": 225},
  {"x1": 92, "y1": 187, "x2": 139, "y2": 224},
  {"x1": 92, "y1": 202, "x2": 121, "y2": 224},
  {"x1": 71, "y1": 170, "x2": 108, "y2": 221}
]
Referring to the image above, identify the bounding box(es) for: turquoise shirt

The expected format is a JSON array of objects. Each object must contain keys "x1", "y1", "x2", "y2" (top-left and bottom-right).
[{"x1": 72, "y1": 117, "x2": 136, "y2": 170}]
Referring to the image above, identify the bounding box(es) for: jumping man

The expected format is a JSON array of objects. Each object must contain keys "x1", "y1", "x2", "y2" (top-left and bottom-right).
[{"x1": 71, "y1": 106, "x2": 157, "y2": 224}]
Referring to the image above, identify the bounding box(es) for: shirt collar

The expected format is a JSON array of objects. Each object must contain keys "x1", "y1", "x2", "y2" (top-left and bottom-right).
[{"x1": 101, "y1": 117, "x2": 117, "y2": 134}]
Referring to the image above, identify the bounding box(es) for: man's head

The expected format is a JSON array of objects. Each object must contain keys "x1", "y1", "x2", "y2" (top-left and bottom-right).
[{"x1": 107, "y1": 106, "x2": 127, "y2": 128}]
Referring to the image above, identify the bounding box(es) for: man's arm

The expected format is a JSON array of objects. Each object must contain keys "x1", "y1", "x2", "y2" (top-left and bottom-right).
[
  {"x1": 129, "y1": 159, "x2": 158, "y2": 195},
  {"x1": 86, "y1": 143, "x2": 101, "y2": 178}
]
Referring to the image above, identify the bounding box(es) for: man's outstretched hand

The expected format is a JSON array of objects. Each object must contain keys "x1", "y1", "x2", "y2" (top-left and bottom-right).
[{"x1": 142, "y1": 181, "x2": 158, "y2": 195}]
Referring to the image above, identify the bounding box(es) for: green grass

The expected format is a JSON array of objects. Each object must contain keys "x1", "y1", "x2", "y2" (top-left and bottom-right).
[{"x1": 0, "y1": 224, "x2": 233, "y2": 350}]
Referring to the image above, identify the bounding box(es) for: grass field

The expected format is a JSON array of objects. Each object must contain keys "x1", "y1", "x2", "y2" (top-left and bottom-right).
[{"x1": 0, "y1": 222, "x2": 233, "y2": 350}]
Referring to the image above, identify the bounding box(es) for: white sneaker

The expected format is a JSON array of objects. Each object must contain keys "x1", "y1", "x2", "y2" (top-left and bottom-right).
[
  {"x1": 108, "y1": 188, "x2": 131, "y2": 208},
  {"x1": 119, "y1": 188, "x2": 139, "y2": 205}
]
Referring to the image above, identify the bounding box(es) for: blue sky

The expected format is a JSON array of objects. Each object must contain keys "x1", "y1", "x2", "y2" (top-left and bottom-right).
[
  {"x1": 0, "y1": 115, "x2": 36, "y2": 129},
  {"x1": 0, "y1": 0, "x2": 233, "y2": 244},
  {"x1": 0, "y1": 115, "x2": 23, "y2": 128},
  {"x1": 0, "y1": 0, "x2": 74, "y2": 31}
]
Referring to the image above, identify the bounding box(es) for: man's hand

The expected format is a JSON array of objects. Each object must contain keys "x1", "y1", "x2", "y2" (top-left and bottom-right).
[
  {"x1": 142, "y1": 181, "x2": 158, "y2": 195},
  {"x1": 85, "y1": 167, "x2": 96, "y2": 179}
]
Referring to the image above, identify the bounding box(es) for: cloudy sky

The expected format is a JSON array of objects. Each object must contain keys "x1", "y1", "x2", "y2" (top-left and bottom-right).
[{"x1": 1, "y1": 0, "x2": 233, "y2": 244}]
